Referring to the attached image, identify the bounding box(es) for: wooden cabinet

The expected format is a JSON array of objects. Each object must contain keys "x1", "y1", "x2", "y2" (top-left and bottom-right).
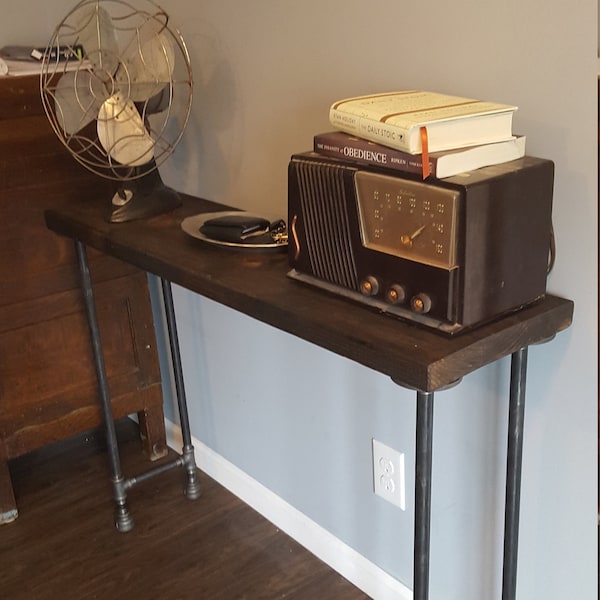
[{"x1": 0, "y1": 75, "x2": 167, "y2": 522}]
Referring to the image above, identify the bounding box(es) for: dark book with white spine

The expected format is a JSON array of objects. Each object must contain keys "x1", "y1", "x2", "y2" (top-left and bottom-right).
[{"x1": 313, "y1": 130, "x2": 526, "y2": 179}]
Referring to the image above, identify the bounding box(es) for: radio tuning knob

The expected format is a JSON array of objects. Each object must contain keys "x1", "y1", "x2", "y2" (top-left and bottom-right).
[
  {"x1": 360, "y1": 276, "x2": 380, "y2": 297},
  {"x1": 411, "y1": 293, "x2": 432, "y2": 314},
  {"x1": 386, "y1": 284, "x2": 407, "y2": 305}
]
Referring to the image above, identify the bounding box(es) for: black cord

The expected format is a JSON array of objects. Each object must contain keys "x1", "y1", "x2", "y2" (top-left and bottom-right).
[{"x1": 547, "y1": 221, "x2": 556, "y2": 275}]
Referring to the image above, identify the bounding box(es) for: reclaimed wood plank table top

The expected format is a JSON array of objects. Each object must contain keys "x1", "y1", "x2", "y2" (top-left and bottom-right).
[{"x1": 45, "y1": 193, "x2": 574, "y2": 393}]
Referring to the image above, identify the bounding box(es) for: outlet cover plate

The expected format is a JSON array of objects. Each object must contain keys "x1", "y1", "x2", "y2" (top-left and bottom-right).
[{"x1": 372, "y1": 438, "x2": 405, "y2": 510}]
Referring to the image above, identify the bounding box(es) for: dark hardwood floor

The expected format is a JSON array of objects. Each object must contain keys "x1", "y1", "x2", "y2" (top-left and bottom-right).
[{"x1": 0, "y1": 419, "x2": 369, "y2": 599}]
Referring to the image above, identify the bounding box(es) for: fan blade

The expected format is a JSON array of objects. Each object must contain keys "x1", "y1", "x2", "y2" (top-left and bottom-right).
[
  {"x1": 54, "y1": 70, "x2": 104, "y2": 134},
  {"x1": 97, "y1": 94, "x2": 155, "y2": 167},
  {"x1": 75, "y1": 5, "x2": 119, "y2": 75},
  {"x1": 117, "y1": 17, "x2": 175, "y2": 103}
]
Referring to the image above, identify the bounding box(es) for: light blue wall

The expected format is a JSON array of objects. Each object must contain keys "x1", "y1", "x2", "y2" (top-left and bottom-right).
[
  {"x1": 5, "y1": 1, "x2": 596, "y2": 598},
  {"x1": 159, "y1": 2, "x2": 598, "y2": 598}
]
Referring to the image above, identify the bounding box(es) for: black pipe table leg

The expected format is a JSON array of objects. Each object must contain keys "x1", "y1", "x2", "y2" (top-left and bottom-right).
[
  {"x1": 75, "y1": 241, "x2": 133, "y2": 532},
  {"x1": 502, "y1": 347, "x2": 528, "y2": 600},
  {"x1": 414, "y1": 390, "x2": 434, "y2": 600},
  {"x1": 160, "y1": 278, "x2": 201, "y2": 500}
]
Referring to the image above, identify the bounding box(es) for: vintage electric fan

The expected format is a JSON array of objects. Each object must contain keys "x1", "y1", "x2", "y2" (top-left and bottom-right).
[{"x1": 40, "y1": 0, "x2": 192, "y2": 222}]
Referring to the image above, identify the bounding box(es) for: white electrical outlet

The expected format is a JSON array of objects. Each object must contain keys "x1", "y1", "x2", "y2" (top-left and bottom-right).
[{"x1": 372, "y1": 438, "x2": 406, "y2": 510}]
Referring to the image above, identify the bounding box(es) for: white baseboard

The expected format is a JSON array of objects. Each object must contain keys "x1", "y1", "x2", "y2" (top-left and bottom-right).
[{"x1": 165, "y1": 418, "x2": 412, "y2": 600}]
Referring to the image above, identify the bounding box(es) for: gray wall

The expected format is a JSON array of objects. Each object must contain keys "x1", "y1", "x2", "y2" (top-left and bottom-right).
[
  {"x1": 164, "y1": 2, "x2": 598, "y2": 598},
  {"x1": 3, "y1": 1, "x2": 596, "y2": 598}
]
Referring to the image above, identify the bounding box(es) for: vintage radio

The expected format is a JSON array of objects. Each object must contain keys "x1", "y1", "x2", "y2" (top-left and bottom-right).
[{"x1": 287, "y1": 152, "x2": 554, "y2": 334}]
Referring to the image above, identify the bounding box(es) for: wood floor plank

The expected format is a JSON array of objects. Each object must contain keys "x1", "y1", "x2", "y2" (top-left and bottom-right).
[{"x1": 0, "y1": 420, "x2": 369, "y2": 599}]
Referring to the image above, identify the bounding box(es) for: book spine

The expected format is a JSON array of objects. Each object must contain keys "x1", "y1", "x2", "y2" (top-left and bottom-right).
[
  {"x1": 314, "y1": 133, "x2": 435, "y2": 177},
  {"x1": 329, "y1": 107, "x2": 414, "y2": 153}
]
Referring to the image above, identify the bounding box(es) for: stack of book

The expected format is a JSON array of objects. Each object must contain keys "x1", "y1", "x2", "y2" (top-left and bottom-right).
[
  {"x1": 313, "y1": 90, "x2": 526, "y2": 179},
  {"x1": 0, "y1": 45, "x2": 86, "y2": 77}
]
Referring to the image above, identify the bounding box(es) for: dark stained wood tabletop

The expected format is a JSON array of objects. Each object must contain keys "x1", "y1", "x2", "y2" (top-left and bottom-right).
[{"x1": 45, "y1": 194, "x2": 574, "y2": 392}]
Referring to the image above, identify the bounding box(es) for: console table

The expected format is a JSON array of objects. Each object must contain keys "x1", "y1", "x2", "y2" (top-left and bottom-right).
[{"x1": 45, "y1": 194, "x2": 573, "y2": 600}]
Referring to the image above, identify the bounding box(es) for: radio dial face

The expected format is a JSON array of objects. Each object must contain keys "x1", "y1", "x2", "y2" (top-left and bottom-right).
[{"x1": 355, "y1": 171, "x2": 460, "y2": 268}]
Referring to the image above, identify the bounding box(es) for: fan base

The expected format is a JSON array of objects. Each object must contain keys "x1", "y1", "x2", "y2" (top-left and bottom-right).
[{"x1": 109, "y1": 178, "x2": 182, "y2": 223}]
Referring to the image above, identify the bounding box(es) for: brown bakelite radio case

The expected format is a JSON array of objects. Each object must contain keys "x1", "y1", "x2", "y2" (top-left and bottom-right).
[{"x1": 287, "y1": 152, "x2": 554, "y2": 334}]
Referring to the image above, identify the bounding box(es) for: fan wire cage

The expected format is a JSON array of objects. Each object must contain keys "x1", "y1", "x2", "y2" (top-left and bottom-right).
[{"x1": 40, "y1": 0, "x2": 193, "y2": 184}]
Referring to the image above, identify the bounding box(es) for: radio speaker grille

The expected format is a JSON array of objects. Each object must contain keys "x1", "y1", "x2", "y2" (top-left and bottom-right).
[{"x1": 294, "y1": 160, "x2": 358, "y2": 290}]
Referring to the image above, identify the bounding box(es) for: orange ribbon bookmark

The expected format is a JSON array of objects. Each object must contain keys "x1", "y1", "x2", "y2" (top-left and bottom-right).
[{"x1": 420, "y1": 126, "x2": 430, "y2": 180}]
